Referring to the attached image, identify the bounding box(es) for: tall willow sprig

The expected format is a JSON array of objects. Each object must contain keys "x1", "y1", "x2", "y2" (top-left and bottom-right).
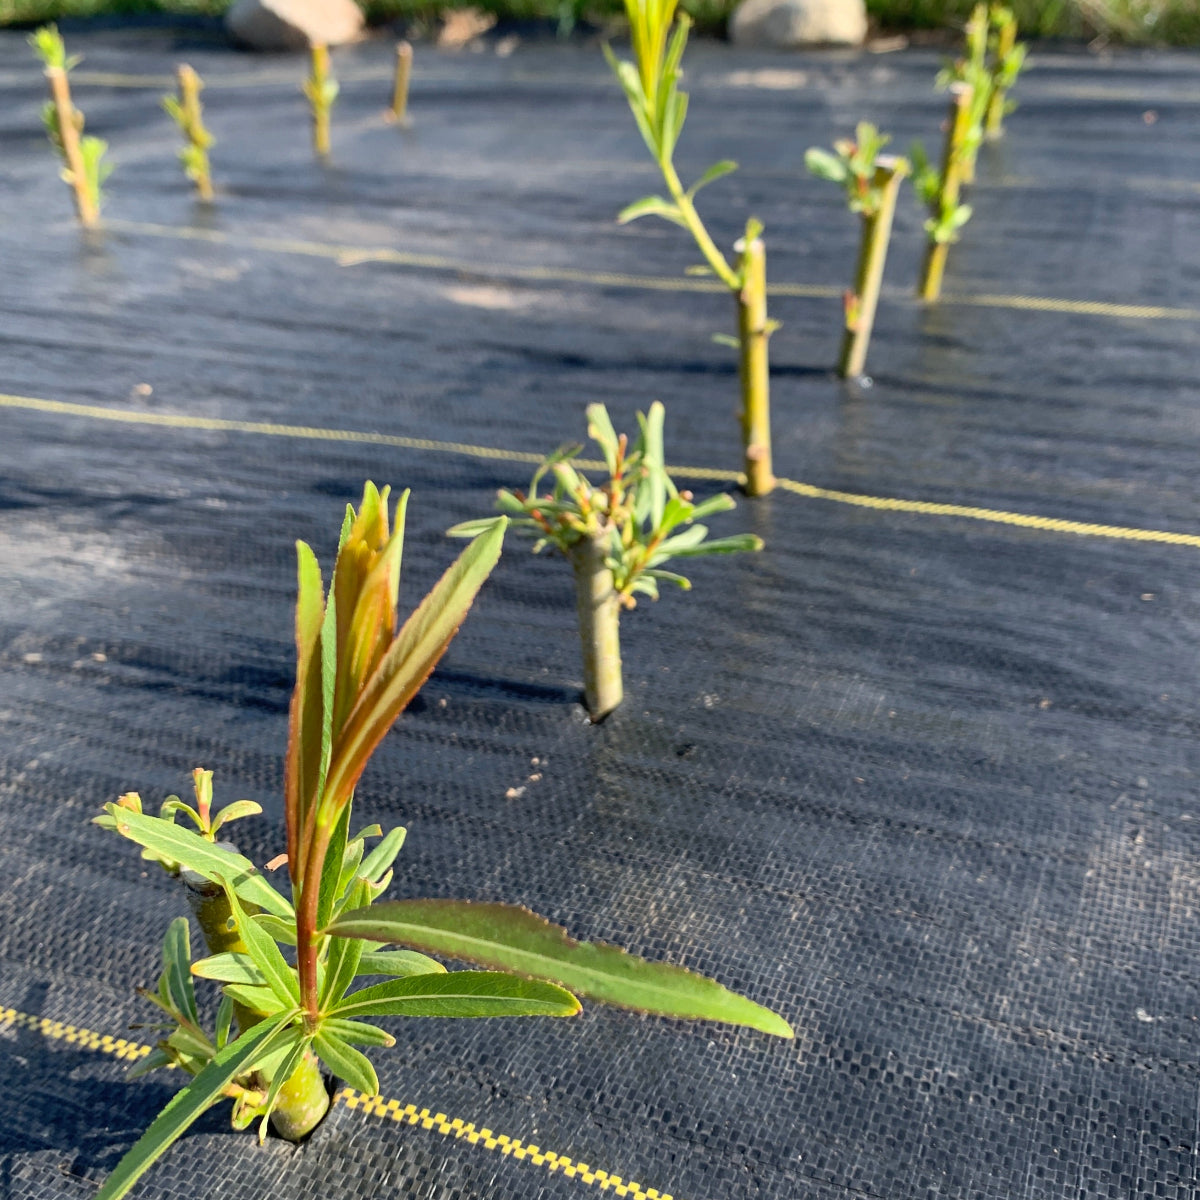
[
  {"x1": 605, "y1": 0, "x2": 777, "y2": 496},
  {"x1": 29, "y1": 24, "x2": 111, "y2": 227}
]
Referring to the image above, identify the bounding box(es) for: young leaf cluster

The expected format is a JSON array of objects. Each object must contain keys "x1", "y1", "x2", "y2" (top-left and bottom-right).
[
  {"x1": 95, "y1": 483, "x2": 789, "y2": 1200},
  {"x1": 805, "y1": 123, "x2": 896, "y2": 217},
  {"x1": 908, "y1": 140, "x2": 972, "y2": 246},
  {"x1": 449, "y1": 402, "x2": 763, "y2": 606}
]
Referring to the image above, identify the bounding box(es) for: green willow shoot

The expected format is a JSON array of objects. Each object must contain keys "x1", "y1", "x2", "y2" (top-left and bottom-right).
[
  {"x1": 604, "y1": 0, "x2": 777, "y2": 495},
  {"x1": 29, "y1": 24, "x2": 110, "y2": 227},
  {"x1": 805, "y1": 123, "x2": 910, "y2": 379},
  {"x1": 911, "y1": 80, "x2": 975, "y2": 302},
  {"x1": 163, "y1": 64, "x2": 215, "y2": 200},
  {"x1": 985, "y1": 5, "x2": 1027, "y2": 139},
  {"x1": 95, "y1": 482, "x2": 789, "y2": 1200},
  {"x1": 449, "y1": 403, "x2": 763, "y2": 721},
  {"x1": 304, "y1": 43, "x2": 338, "y2": 157}
]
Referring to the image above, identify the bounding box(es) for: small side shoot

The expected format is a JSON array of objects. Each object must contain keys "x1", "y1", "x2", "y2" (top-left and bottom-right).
[
  {"x1": 163, "y1": 64, "x2": 215, "y2": 201},
  {"x1": 985, "y1": 5, "x2": 1027, "y2": 140},
  {"x1": 912, "y1": 81, "x2": 974, "y2": 302},
  {"x1": 29, "y1": 24, "x2": 111, "y2": 228},
  {"x1": 450, "y1": 402, "x2": 763, "y2": 721},
  {"x1": 304, "y1": 43, "x2": 338, "y2": 158},
  {"x1": 605, "y1": 0, "x2": 777, "y2": 496},
  {"x1": 806, "y1": 123, "x2": 909, "y2": 380}
]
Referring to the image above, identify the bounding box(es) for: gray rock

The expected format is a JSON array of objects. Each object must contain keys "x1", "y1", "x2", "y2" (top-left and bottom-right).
[
  {"x1": 225, "y1": 0, "x2": 365, "y2": 51},
  {"x1": 729, "y1": 0, "x2": 867, "y2": 47}
]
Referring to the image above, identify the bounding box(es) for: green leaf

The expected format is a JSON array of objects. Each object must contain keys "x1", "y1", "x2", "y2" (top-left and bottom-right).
[
  {"x1": 322, "y1": 1017, "x2": 395, "y2": 1047},
  {"x1": 358, "y1": 949, "x2": 447, "y2": 977},
  {"x1": 209, "y1": 800, "x2": 263, "y2": 837},
  {"x1": 687, "y1": 159, "x2": 737, "y2": 197},
  {"x1": 327, "y1": 901, "x2": 792, "y2": 1037},
  {"x1": 98, "y1": 806, "x2": 293, "y2": 919},
  {"x1": 161, "y1": 918, "x2": 199, "y2": 1026},
  {"x1": 805, "y1": 146, "x2": 849, "y2": 184},
  {"x1": 214, "y1": 995, "x2": 234, "y2": 1050},
  {"x1": 94, "y1": 1015, "x2": 294, "y2": 1200},
  {"x1": 127, "y1": 1048, "x2": 173, "y2": 1080},
  {"x1": 358, "y1": 824, "x2": 406, "y2": 883},
  {"x1": 332, "y1": 971, "x2": 581, "y2": 1020},
  {"x1": 314, "y1": 1031, "x2": 379, "y2": 1095},
  {"x1": 617, "y1": 195, "x2": 686, "y2": 227},
  {"x1": 585, "y1": 403, "x2": 621, "y2": 476},
  {"x1": 446, "y1": 517, "x2": 501, "y2": 538},
  {"x1": 191, "y1": 952, "x2": 265, "y2": 986},
  {"x1": 321, "y1": 518, "x2": 507, "y2": 811},
  {"x1": 222, "y1": 887, "x2": 299, "y2": 1007},
  {"x1": 711, "y1": 332, "x2": 740, "y2": 349},
  {"x1": 316, "y1": 803, "x2": 351, "y2": 932},
  {"x1": 659, "y1": 533, "x2": 764, "y2": 558},
  {"x1": 257, "y1": 1032, "x2": 311, "y2": 1144},
  {"x1": 222, "y1": 984, "x2": 288, "y2": 1015},
  {"x1": 253, "y1": 913, "x2": 298, "y2": 946}
]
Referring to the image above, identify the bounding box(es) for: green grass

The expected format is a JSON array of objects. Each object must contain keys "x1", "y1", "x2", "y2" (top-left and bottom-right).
[{"x1": 2, "y1": 0, "x2": 1197, "y2": 45}]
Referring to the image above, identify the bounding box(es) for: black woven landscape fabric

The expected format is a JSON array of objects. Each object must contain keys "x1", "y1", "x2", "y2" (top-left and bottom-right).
[{"x1": 1, "y1": 25, "x2": 1200, "y2": 1200}]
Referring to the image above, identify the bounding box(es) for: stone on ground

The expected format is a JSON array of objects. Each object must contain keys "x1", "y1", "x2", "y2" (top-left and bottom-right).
[
  {"x1": 225, "y1": 0, "x2": 365, "y2": 51},
  {"x1": 729, "y1": 0, "x2": 867, "y2": 47}
]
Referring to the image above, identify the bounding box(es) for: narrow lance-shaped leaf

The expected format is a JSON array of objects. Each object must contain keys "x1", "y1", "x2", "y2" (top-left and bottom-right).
[
  {"x1": 331, "y1": 970, "x2": 582, "y2": 1020},
  {"x1": 96, "y1": 805, "x2": 293, "y2": 918},
  {"x1": 313, "y1": 1031, "x2": 379, "y2": 1096},
  {"x1": 321, "y1": 517, "x2": 507, "y2": 810},
  {"x1": 94, "y1": 1014, "x2": 294, "y2": 1200},
  {"x1": 328, "y1": 900, "x2": 793, "y2": 1038},
  {"x1": 222, "y1": 884, "x2": 299, "y2": 1007}
]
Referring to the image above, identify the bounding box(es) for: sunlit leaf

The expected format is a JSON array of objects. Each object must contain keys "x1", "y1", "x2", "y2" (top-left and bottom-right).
[{"x1": 328, "y1": 901, "x2": 792, "y2": 1037}]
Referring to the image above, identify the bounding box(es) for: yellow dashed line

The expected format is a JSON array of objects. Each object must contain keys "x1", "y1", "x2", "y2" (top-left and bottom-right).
[
  {"x1": 3, "y1": 389, "x2": 1199, "y2": 549},
  {"x1": 339, "y1": 1088, "x2": 675, "y2": 1199},
  {"x1": 99, "y1": 219, "x2": 1199, "y2": 318},
  {"x1": 0, "y1": 1004, "x2": 681, "y2": 1199}
]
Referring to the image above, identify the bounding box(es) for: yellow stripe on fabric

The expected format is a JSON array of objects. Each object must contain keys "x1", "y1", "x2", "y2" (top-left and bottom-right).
[
  {"x1": 0, "y1": 1005, "x2": 680, "y2": 1199},
  {"x1": 100, "y1": 219, "x2": 1199, "y2": 316},
  {"x1": 3, "y1": 390, "x2": 1199, "y2": 549},
  {"x1": 339, "y1": 1088, "x2": 677, "y2": 1198}
]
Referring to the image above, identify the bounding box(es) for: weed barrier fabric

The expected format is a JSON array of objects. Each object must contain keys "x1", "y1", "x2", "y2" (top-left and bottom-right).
[{"x1": 1, "y1": 27, "x2": 1200, "y2": 1200}]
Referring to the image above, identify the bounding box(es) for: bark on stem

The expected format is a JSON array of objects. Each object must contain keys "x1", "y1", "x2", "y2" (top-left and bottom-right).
[
  {"x1": 569, "y1": 534, "x2": 623, "y2": 722},
  {"x1": 838, "y1": 156, "x2": 907, "y2": 380},
  {"x1": 386, "y1": 41, "x2": 412, "y2": 125},
  {"x1": 45, "y1": 66, "x2": 97, "y2": 227},
  {"x1": 919, "y1": 83, "x2": 973, "y2": 303},
  {"x1": 737, "y1": 237, "x2": 775, "y2": 496}
]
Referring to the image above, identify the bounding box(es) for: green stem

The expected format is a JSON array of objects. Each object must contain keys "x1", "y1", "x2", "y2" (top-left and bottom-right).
[
  {"x1": 736, "y1": 236, "x2": 775, "y2": 496},
  {"x1": 985, "y1": 15, "x2": 1017, "y2": 139},
  {"x1": 660, "y1": 159, "x2": 740, "y2": 292},
  {"x1": 387, "y1": 41, "x2": 412, "y2": 125},
  {"x1": 838, "y1": 156, "x2": 907, "y2": 380},
  {"x1": 919, "y1": 82, "x2": 973, "y2": 303},
  {"x1": 569, "y1": 534, "x2": 623, "y2": 722},
  {"x1": 45, "y1": 66, "x2": 97, "y2": 227},
  {"x1": 310, "y1": 44, "x2": 331, "y2": 158}
]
